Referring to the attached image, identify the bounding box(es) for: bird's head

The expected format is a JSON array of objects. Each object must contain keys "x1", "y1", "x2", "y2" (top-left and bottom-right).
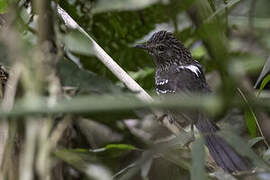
[{"x1": 136, "y1": 31, "x2": 192, "y2": 67}]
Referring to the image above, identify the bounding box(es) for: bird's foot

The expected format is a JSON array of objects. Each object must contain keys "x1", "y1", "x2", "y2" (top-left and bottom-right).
[
  {"x1": 156, "y1": 113, "x2": 168, "y2": 123},
  {"x1": 190, "y1": 122, "x2": 195, "y2": 140}
]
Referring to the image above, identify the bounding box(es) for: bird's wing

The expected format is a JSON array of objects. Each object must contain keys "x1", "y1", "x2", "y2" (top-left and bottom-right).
[{"x1": 156, "y1": 64, "x2": 210, "y2": 95}]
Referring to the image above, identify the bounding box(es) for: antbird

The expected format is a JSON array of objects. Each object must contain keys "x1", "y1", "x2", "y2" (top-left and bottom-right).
[{"x1": 136, "y1": 31, "x2": 251, "y2": 173}]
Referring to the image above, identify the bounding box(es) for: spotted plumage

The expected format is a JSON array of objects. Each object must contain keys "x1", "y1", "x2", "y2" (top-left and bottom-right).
[{"x1": 136, "y1": 30, "x2": 251, "y2": 173}]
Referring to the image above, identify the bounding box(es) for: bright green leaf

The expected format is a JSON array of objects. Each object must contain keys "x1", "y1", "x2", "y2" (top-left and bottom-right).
[
  {"x1": 244, "y1": 109, "x2": 257, "y2": 138},
  {"x1": 255, "y1": 57, "x2": 270, "y2": 88},
  {"x1": 0, "y1": 0, "x2": 8, "y2": 13},
  {"x1": 257, "y1": 74, "x2": 270, "y2": 96},
  {"x1": 105, "y1": 144, "x2": 137, "y2": 151}
]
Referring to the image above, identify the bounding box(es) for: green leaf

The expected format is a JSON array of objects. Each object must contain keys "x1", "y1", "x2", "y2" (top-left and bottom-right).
[
  {"x1": 255, "y1": 56, "x2": 270, "y2": 88},
  {"x1": 90, "y1": 144, "x2": 139, "y2": 159},
  {"x1": 257, "y1": 74, "x2": 270, "y2": 96},
  {"x1": 207, "y1": 0, "x2": 216, "y2": 12},
  {"x1": 57, "y1": 58, "x2": 123, "y2": 94},
  {"x1": 191, "y1": 138, "x2": 206, "y2": 180},
  {"x1": 244, "y1": 109, "x2": 257, "y2": 138},
  {"x1": 105, "y1": 144, "x2": 137, "y2": 151},
  {"x1": 63, "y1": 29, "x2": 95, "y2": 56},
  {"x1": 238, "y1": 89, "x2": 258, "y2": 138},
  {"x1": 0, "y1": 0, "x2": 8, "y2": 13}
]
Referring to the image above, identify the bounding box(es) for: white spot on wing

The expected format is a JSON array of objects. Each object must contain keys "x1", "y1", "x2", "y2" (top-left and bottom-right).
[
  {"x1": 177, "y1": 65, "x2": 201, "y2": 77},
  {"x1": 185, "y1": 65, "x2": 200, "y2": 77},
  {"x1": 156, "y1": 79, "x2": 169, "y2": 85}
]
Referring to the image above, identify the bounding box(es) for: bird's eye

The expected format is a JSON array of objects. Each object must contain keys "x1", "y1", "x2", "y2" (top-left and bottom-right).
[{"x1": 158, "y1": 45, "x2": 165, "y2": 51}]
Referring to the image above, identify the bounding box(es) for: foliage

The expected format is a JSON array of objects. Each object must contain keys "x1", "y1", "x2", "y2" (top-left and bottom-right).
[{"x1": 0, "y1": 0, "x2": 270, "y2": 180}]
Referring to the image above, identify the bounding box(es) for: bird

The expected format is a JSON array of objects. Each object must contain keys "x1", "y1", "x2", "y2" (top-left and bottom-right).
[{"x1": 136, "y1": 30, "x2": 251, "y2": 173}]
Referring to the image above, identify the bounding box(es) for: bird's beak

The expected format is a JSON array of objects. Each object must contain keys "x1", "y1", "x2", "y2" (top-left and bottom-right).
[{"x1": 135, "y1": 44, "x2": 147, "y2": 50}]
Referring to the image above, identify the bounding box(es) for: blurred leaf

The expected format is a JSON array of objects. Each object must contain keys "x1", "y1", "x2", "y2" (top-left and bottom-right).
[
  {"x1": 207, "y1": 0, "x2": 216, "y2": 12},
  {"x1": 206, "y1": 0, "x2": 241, "y2": 22},
  {"x1": 63, "y1": 29, "x2": 95, "y2": 56},
  {"x1": 257, "y1": 75, "x2": 270, "y2": 96},
  {"x1": 93, "y1": 0, "x2": 159, "y2": 13},
  {"x1": 255, "y1": 56, "x2": 270, "y2": 88},
  {"x1": 0, "y1": 0, "x2": 7, "y2": 13},
  {"x1": 55, "y1": 149, "x2": 112, "y2": 180},
  {"x1": 255, "y1": 0, "x2": 270, "y2": 18},
  {"x1": 191, "y1": 44, "x2": 207, "y2": 59},
  {"x1": 140, "y1": 158, "x2": 152, "y2": 179},
  {"x1": 54, "y1": 149, "x2": 99, "y2": 170},
  {"x1": 191, "y1": 138, "x2": 206, "y2": 180},
  {"x1": 248, "y1": 137, "x2": 265, "y2": 148}
]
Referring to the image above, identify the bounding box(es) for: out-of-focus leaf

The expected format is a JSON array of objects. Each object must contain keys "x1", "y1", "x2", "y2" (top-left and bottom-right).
[
  {"x1": 93, "y1": 0, "x2": 159, "y2": 13},
  {"x1": 63, "y1": 29, "x2": 95, "y2": 56},
  {"x1": 206, "y1": 0, "x2": 241, "y2": 22},
  {"x1": 257, "y1": 75, "x2": 270, "y2": 96},
  {"x1": 0, "y1": 0, "x2": 7, "y2": 13},
  {"x1": 248, "y1": 137, "x2": 265, "y2": 148},
  {"x1": 140, "y1": 158, "x2": 152, "y2": 179},
  {"x1": 255, "y1": 0, "x2": 270, "y2": 18},
  {"x1": 207, "y1": 0, "x2": 216, "y2": 12},
  {"x1": 191, "y1": 44, "x2": 207, "y2": 59},
  {"x1": 57, "y1": 58, "x2": 123, "y2": 94},
  {"x1": 255, "y1": 56, "x2": 270, "y2": 88},
  {"x1": 54, "y1": 149, "x2": 98, "y2": 169},
  {"x1": 191, "y1": 138, "x2": 206, "y2": 180},
  {"x1": 55, "y1": 149, "x2": 112, "y2": 180}
]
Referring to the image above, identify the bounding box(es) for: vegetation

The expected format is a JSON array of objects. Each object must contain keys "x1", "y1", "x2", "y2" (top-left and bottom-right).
[{"x1": 0, "y1": 0, "x2": 270, "y2": 179}]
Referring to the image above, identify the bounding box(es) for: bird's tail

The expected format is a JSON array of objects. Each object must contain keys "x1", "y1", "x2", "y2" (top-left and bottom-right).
[{"x1": 195, "y1": 116, "x2": 251, "y2": 173}]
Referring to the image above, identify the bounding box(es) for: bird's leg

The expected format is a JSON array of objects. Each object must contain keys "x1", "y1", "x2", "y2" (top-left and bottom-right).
[
  {"x1": 190, "y1": 120, "x2": 195, "y2": 140},
  {"x1": 156, "y1": 113, "x2": 168, "y2": 123},
  {"x1": 182, "y1": 113, "x2": 195, "y2": 141}
]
